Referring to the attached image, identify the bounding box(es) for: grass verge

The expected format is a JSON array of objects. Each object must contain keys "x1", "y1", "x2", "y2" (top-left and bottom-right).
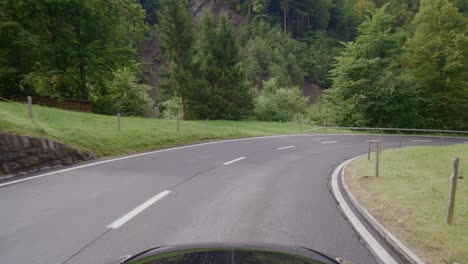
[
  {"x1": 0, "y1": 101, "x2": 316, "y2": 157},
  {"x1": 345, "y1": 144, "x2": 468, "y2": 264}
]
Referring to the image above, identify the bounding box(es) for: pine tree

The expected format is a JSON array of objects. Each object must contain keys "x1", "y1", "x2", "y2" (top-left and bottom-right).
[
  {"x1": 198, "y1": 12, "x2": 252, "y2": 119},
  {"x1": 157, "y1": 0, "x2": 195, "y2": 119},
  {"x1": 404, "y1": 0, "x2": 468, "y2": 129}
]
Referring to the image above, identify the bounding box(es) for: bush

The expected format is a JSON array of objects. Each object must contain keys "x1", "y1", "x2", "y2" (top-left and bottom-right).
[
  {"x1": 160, "y1": 97, "x2": 182, "y2": 119},
  {"x1": 92, "y1": 68, "x2": 155, "y2": 117},
  {"x1": 254, "y1": 78, "x2": 309, "y2": 122}
]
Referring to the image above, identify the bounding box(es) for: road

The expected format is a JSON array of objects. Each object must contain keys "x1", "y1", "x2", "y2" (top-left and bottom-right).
[{"x1": 0, "y1": 134, "x2": 466, "y2": 264}]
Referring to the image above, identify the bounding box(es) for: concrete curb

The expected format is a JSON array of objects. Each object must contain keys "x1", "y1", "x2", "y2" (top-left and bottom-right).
[{"x1": 340, "y1": 158, "x2": 425, "y2": 264}]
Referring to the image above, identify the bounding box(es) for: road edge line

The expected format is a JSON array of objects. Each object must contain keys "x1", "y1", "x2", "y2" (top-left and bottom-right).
[
  {"x1": 340, "y1": 157, "x2": 426, "y2": 264},
  {"x1": 331, "y1": 157, "x2": 398, "y2": 264}
]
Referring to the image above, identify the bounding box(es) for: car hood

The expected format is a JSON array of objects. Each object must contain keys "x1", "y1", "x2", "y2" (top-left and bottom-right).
[{"x1": 109, "y1": 242, "x2": 355, "y2": 264}]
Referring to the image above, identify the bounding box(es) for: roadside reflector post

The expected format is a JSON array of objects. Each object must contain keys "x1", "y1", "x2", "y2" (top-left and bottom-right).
[
  {"x1": 368, "y1": 134, "x2": 371, "y2": 160},
  {"x1": 27, "y1": 96, "x2": 33, "y2": 119},
  {"x1": 446, "y1": 158, "x2": 459, "y2": 225},
  {"x1": 205, "y1": 118, "x2": 209, "y2": 128},
  {"x1": 117, "y1": 113, "x2": 121, "y2": 131},
  {"x1": 375, "y1": 141, "x2": 380, "y2": 177},
  {"x1": 177, "y1": 114, "x2": 180, "y2": 132}
]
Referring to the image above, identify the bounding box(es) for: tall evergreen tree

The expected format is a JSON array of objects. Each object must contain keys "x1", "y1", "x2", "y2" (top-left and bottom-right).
[
  {"x1": 198, "y1": 12, "x2": 252, "y2": 119},
  {"x1": 157, "y1": 0, "x2": 195, "y2": 119},
  {"x1": 404, "y1": 0, "x2": 468, "y2": 129}
]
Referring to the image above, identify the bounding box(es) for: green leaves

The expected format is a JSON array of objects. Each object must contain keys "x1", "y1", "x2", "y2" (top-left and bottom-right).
[{"x1": 404, "y1": 0, "x2": 468, "y2": 129}]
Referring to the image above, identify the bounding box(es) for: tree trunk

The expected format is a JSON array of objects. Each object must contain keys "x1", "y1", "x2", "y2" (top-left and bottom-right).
[
  {"x1": 296, "y1": 11, "x2": 300, "y2": 38},
  {"x1": 75, "y1": 22, "x2": 88, "y2": 101},
  {"x1": 248, "y1": 0, "x2": 251, "y2": 16},
  {"x1": 283, "y1": 9, "x2": 287, "y2": 35}
]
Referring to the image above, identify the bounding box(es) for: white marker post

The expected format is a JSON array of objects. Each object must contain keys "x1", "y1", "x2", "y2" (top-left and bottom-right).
[
  {"x1": 27, "y1": 96, "x2": 33, "y2": 119},
  {"x1": 117, "y1": 113, "x2": 121, "y2": 131}
]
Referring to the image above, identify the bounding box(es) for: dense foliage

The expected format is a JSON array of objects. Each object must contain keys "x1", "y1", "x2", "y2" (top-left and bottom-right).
[{"x1": 1, "y1": 0, "x2": 467, "y2": 128}]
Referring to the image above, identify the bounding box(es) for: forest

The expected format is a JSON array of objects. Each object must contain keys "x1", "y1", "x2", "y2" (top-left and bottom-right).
[{"x1": 1, "y1": 0, "x2": 467, "y2": 129}]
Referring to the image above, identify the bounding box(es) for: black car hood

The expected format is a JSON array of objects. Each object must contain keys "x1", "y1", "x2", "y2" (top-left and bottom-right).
[{"x1": 113, "y1": 242, "x2": 353, "y2": 264}]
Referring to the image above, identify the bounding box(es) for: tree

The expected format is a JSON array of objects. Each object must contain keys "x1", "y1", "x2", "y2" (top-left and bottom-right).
[
  {"x1": 1, "y1": 0, "x2": 146, "y2": 101},
  {"x1": 197, "y1": 12, "x2": 252, "y2": 119},
  {"x1": 404, "y1": 0, "x2": 468, "y2": 129},
  {"x1": 324, "y1": 5, "x2": 420, "y2": 128},
  {"x1": 157, "y1": 0, "x2": 195, "y2": 120}
]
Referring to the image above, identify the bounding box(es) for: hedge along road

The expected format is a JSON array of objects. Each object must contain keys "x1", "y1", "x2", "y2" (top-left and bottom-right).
[{"x1": 0, "y1": 134, "x2": 466, "y2": 264}]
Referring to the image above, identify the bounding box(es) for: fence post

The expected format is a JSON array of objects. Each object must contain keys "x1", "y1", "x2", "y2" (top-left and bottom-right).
[
  {"x1": 27, "y1": 96, "x2": 33, "y2": 119},
  {"x1": 446, "y1": 158, "x2": 459, "y2": 225},
  {"x1": 368, "y1": 134, "x2": 371, "y2": 160},
  {"x1": 117, "y1": 113, "x2": 120, "y2": 131},
  {"x1": 375, "y1": 141, "x2": 380, "y2": 177},
  {"x1": 177, "y1": 114, "x2": 180, "y2": 132}
]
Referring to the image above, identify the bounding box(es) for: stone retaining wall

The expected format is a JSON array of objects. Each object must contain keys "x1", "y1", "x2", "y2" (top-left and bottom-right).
[{"x1": 0, "y1": 134, "x2": 95, "y2": 178}]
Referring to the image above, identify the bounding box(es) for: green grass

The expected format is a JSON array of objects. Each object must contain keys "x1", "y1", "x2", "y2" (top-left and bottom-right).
[
  {"x1": 0, "y1": 101, "x2": 317, "y2": 156},
  {"x1": 345, "y1": 144, "x2": 468, "y2": 264}
]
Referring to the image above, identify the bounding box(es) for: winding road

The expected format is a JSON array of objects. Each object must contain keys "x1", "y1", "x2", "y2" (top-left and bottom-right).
[{"x1": 1, "y1": 134, "x2": 466, "y2": 264}]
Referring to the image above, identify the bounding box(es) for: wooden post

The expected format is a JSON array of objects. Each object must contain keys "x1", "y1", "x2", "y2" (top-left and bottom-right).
[
  {"x1": 27, "y1": 96, "x2": 33, "y2": 119},
  {"x1": 375, "y1": 141, "x2": 380, "y2": 177},
  {"x1": 177, "y1": 114, "x2": 180, "y2": 132},
  {"x1": 117, "y1": 113, "x2": 120, "y2": 131},
  {"x1": 368, "y1": 134, "x2": 371, "y2": 160},
  {"x1": 446, "y1": 158, "x2": 459, "y2": 225}
]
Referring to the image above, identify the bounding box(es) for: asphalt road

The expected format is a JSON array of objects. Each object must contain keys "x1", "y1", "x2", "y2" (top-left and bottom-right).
[{"x1": 1, "y1": 134, "x2": 466, "y2": 264}]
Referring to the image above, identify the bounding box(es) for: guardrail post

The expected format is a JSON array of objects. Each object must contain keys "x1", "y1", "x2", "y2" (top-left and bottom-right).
[
  {"x1": 446, "y1": 158, "x2": 459, "y2": 225},
  {"x1": 27, "y1": 96, "x2": 33, "y2": 119}
]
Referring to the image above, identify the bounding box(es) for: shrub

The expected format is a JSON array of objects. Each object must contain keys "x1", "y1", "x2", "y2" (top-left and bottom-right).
[{"x1": 254, "y1": 78, "x2": 309, "y2": 122}]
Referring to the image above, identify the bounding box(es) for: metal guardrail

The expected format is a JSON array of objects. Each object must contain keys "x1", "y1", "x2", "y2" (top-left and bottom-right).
[{"x1": 304, "y1": 126, "x2": 468, "y2": 135}]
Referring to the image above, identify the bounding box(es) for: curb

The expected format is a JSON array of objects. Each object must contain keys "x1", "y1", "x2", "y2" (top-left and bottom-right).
[{"x1": 340, "y1": 157, "x2": 425, "y2": 264}]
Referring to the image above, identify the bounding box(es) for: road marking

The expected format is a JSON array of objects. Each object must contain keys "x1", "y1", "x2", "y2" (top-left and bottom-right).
[
  {"x1": 321, "y1": 141, "x2": 338, "y2": 144},
  {"x1": 277, "y1": 146, "x2": 295, "y2": 150},
  {"x1": 223, "y1": 157, "x2": 246, "y2": 165},
  {"x1": 365, "y1": 140, "x2": 380, "y2": 142},
  {"x1": 0, "y1": 135, "x2": 328, "y2": 188},
  {"x1": 107, "y1": 190, "x2": 171, "y2": 229},
  {"x1": 411, "y1": 140, "x2": 432, "y2": 142},
  {"x1": 331, "y1": 158, "x2": 398, "y2": 264}
]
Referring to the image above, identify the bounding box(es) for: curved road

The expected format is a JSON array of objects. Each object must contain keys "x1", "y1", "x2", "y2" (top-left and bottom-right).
[{"x1": 0, "y1": 134, "x2": 466, "y2": 264}]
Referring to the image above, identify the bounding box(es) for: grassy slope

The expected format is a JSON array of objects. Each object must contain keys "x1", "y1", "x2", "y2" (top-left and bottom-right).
[
  {"x1": 345, "y1": 144, "x2": 468, "y2": 264},
  {"x1": 0, "y1": 101, "x2": 314, "y2": 156}
]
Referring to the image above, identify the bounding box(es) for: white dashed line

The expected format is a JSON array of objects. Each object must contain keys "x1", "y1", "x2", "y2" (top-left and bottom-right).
[
  {"x1": 107, "y1": 190, "x2": 171, "y2": 229},
  {"x1": 321, "y1": 141, "x2": 338, "y2": 144},
  {"x1": 411, "y1": 140, "x2": 432, "y2": 142},
  {"x1": 223, "y1": 157, "x2": 246, "y2": 165},
  {"x1": 365, "y1": 140, "x2": 381, "y2": 142},
  {"x1": 277, "y1": 146, "x2": 295, "y2": 150}
]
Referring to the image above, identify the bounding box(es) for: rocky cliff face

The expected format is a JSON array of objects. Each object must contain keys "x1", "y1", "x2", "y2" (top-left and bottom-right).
[{"x1": 189, "y1": 0, "x2": 244, "y2": 27}]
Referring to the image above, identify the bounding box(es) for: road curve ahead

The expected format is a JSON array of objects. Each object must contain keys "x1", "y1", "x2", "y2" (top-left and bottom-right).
[{"x1": 1, "y1": 134, "x2": 465, "y2": 264}]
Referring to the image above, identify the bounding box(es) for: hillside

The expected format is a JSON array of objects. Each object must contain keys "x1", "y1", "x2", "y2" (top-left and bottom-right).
[{"x1": 0, "y1": 101, "x2": 311, "y2": 156}]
